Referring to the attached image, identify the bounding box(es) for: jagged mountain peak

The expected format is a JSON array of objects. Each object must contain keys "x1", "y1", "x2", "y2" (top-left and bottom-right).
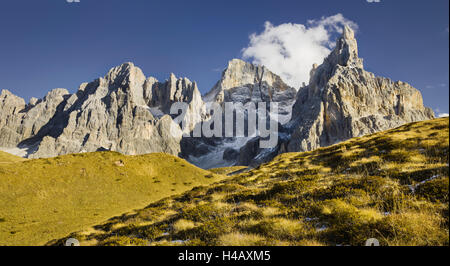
[
  {"x1": 204, "y1": 58, "x2": 295, "y2": 103},
  {"x1": 226, "y1": 58, "x2": 252, "y2": 69},
  {"x1": 107, "y1": 61, "x2": 137, "y2": 74},
  {"x1": 223, "y1": 58, "x2": 269, "y2": 78},
  {"x1": 343, "y1": 25, "x2": 355, "y2": 40},
  {"x1": 236, "y1": 26, "x2": 434, "y2": 167},
  {"x1": 168, "y1": 72, "x2": 177, "y2": 81},
  {"x1": 1, "y1": 89, "x2": 15, "y2": 97},
  {"x1": 103, "y1": 62, "x2": 147, "y2": 91},
  {"x1": 285, "y1": 26, "x2": 434, "y2": 154},
  {"x1": 0, "y1": 62, "x2": 208, "y2": 158},
  {"x1": 308, "y1": 26, "x2": 364, "y2": 94},
  {"x1": 327, "y1": 25, "x2": 363, "y2": 69},
  {"x1": 166, "y1": 73, "x2": 196, "y2": 88},
  {"x1": 0, "y1": 89, "x2": 26, "y2": 116},
  {"x1": 44, "y1": 88, "x2": 70, "y2": 99}
]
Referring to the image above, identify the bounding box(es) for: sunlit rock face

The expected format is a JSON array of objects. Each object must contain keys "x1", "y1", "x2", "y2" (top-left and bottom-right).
[
  {"x1": 286, "y1": 26, "x2": 434, "y2": 153},
  {"x1": 205, "y1": 58, "x2": 297, "y2": 103},
  {"x1": 236, "y1": 26, "x2": 434, "y2": 167},
  {"x1": 0, "y1": 63, "x2": 201, "y2": 158}
]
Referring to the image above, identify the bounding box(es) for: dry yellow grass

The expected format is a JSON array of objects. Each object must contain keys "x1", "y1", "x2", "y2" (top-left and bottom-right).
[
  {"x1": 0, "y1": 152, "x2": 227, "y2": 245},
  {"x1": 209, "y1": 166, "x2": 249, "y2": 175},
  {"x1": 218, "y1": 232, "x2": 265, "y2": 246},
  {"x1": 0, "y1": 151, "x2": 26, "y2": 164},
  {"x1": 20, "y1": 118, "x2": 450, "y2": 246},
  {"x1": 173, "y1": 219, "x2": 196, "y2": 233}
]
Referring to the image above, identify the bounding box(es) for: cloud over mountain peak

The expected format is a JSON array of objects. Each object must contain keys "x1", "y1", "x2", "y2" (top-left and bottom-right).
[{"x1": 242, "y1": 14, "x2": 358, "y2": 89}]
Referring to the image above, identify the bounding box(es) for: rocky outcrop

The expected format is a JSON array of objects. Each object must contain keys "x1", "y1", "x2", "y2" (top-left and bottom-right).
[
  {"x1": 183, "y1": 59, "x2": 297, "y2": 169},
  {"x1": 156, "y1": 74, "x2": 207, "y2": 134},
  {"x1": 286, "y1": 26, "x2": 434, "y2": 152},
  {"x1": 204, "y1": 59, "x2": 297, "y2": 126},
  {"x1": 205, "y1": 58, "x2": 296, "y2": 105},
  {"x1": 0, "y1": 90, "x2": 26, "y2": 147},
  {"x1": 237, "y1": 26, "x2": 434, "y2": 166},
  {"x1": 0, "y1": 63, "x2": 198, "y2": 158},
  {"x1": 0, "y1": 88, "x2": 70, "y2": 149}
]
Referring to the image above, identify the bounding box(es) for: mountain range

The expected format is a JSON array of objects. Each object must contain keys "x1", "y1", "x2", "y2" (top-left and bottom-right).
[{"x1": 0, "y1": 26, "x2": 434, "y2": 169}]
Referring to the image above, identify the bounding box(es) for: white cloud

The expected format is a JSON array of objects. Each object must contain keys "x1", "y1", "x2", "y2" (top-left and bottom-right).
[
  {"x1": 212, "y1": 67, "x2": 224, "y2": 72},
  {"x1": 425, "y1": 83, "x2": 447, "y2": 89},
  {"x1": 438, "y1": 113, "x2": 449, "y2": 118},
  {"x1": 242, "y1": 14, "x2": 358, "y2": 89}
]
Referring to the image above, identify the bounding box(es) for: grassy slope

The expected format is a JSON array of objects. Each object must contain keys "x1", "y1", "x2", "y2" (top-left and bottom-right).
[
  {"x1": 59, "y1": 118, "x2": 449, "y2": 246},
  {"x1": 208, "y1": 166, "x2": 249, "y2": 176},
  {"x1": 0, "y1": 151, "x2": 26, "y2": 164},
  {"x1": 0, "y1": 152, "x2": 225, "y2": 245}
]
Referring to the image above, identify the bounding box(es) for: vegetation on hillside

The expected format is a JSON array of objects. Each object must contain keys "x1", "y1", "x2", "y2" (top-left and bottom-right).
[
  {"x1": 0, "y1": 152, "x2": 225, "y2": 245},
  {"x1": 208, "y1": 166, "x2": 249, "y2": 176},
  {"x1": 0, "y1": 151, "x2": 26, "y2": 164},
  {"x1": 53, "y1": 118, "x2": 449, "y2": 246}
]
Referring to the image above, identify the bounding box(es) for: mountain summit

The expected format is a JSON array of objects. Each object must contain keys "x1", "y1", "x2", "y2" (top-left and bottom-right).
[
  {"x1": 286, "y1": 26, "x2": 434, "y2": 153},
  {"x1": 238, "y1": 26, "x2": 435, "y2": 165},
  {"x1": 204, "y1": 58, "x2": 296, "y2": 103}
]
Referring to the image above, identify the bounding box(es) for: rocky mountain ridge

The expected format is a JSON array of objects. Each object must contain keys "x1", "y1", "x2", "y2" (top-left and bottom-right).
[
  {"x1": 0, "y1": 63, "x2": 204, "y2": 158},
  {"x1": 286, "y1": 26, "x2": 434, "y2": 153},
  {"x1": 0, "y1": 26, "x2": 435, "y2": 167},
  {"x1": 237, "y1": 26, "x2": 434, "y2": 166},
  {"x1": 182, "y1": 59, "x2": 297, "y2": 169}
]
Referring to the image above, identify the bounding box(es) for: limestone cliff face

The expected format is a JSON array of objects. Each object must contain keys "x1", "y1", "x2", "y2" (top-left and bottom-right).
[
  {"x1": 204, "y1": 59, "x2": 297, "y2": 104},
  {"x1": 235, "y1": 26, "x2": 434, "y2": 166},
  {"x1": 0, "y1": 63, "x2": 205, "y2": 158},
  {"x1": 183, "y1": 59, "x2": 297, "y2": 169},
  {"x1": 0, "y1": 90, "x2": 27, "y2": 147},
  {"x1": 286, "y1": 26, "x2": 434, "y2": 152},
  {"x1": 0, "y1": 88, "x2": 69, "y2": 149}
]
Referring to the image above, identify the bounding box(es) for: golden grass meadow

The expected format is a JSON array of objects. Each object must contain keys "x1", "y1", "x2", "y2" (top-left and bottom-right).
[{"x1": 1, "y1": 118, "x2": 444, "y2": 246}]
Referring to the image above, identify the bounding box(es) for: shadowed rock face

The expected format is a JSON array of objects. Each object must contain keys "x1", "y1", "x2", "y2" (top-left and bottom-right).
[
  {"x1": 182, "y1": 59, "x2": 297, "y2": 169},
  {"x1": 237, "y1": 26, "x2": 434, "y2": 166},
  {"x1": 0, "y1": 63, "x2": 204, "y2": 158}
]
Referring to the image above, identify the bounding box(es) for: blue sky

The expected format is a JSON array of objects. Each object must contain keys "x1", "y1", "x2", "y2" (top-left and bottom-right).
[{"x1": 0, "y1": 0, "x2": 448, "y2": 115}]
